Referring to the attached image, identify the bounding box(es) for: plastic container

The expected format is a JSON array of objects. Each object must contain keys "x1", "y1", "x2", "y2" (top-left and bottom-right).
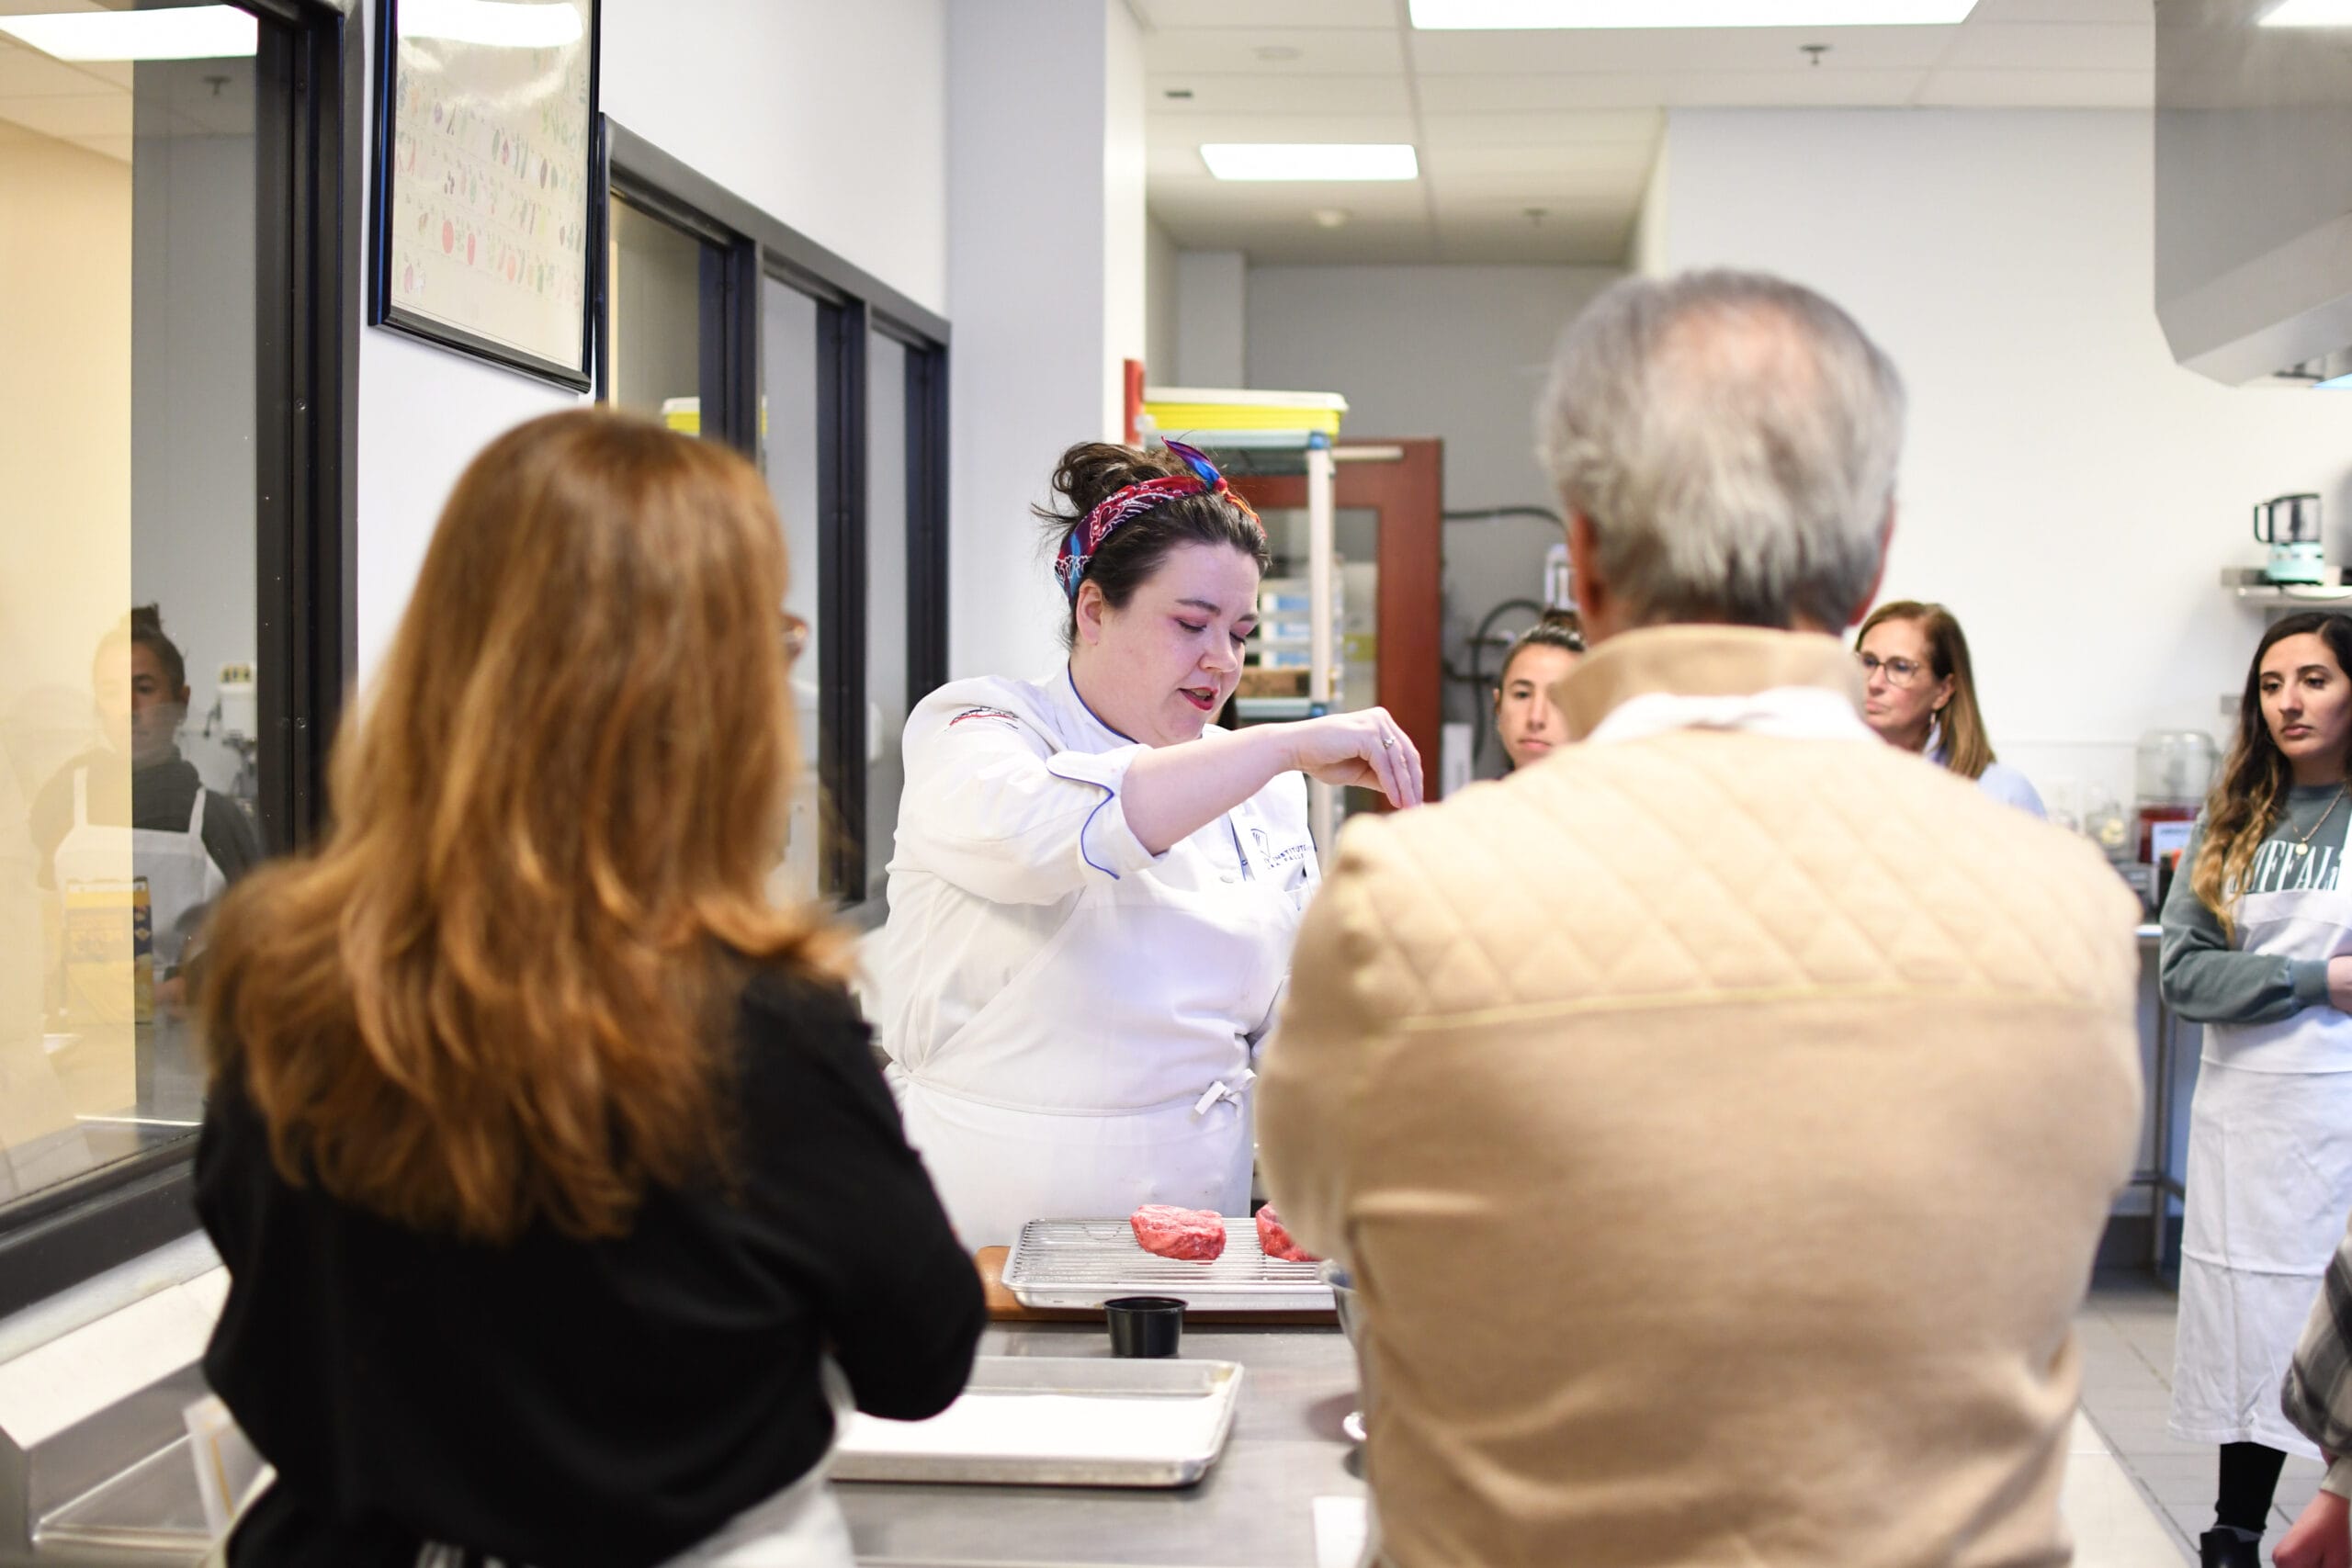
[
  {"x1": 1104, "y1": 1296, "x2": 1184, "y2": 1359},
  {"x1": 2135, "y1": 729, "x2": 2219, "y2": 863}
]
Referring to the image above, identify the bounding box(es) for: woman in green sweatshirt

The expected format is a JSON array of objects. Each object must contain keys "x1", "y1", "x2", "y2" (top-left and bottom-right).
[{"x1": 2162, "y1": 609, "x2": 2352, "y2": 1568}]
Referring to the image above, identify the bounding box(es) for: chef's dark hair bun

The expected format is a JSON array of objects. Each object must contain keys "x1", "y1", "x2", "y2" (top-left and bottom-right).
[{"x1": 1033, "y1": 442, "x2": 1269, "y2": 649}]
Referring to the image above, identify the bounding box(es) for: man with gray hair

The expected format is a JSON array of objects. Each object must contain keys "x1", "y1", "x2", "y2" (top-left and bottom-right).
[{"x1": 1257, "y1": 270, "x2": 2143, "y2": 1567}]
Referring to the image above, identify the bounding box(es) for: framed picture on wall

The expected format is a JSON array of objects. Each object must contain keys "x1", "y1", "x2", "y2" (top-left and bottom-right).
[{"x1": 368, "y1": 0, "x2": 601, "y2": 389}]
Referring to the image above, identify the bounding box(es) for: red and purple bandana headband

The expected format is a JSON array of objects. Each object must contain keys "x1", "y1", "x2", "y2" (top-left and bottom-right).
[{"x1": 1055, "y1": 440, "x2": 1264, "y2": 603}]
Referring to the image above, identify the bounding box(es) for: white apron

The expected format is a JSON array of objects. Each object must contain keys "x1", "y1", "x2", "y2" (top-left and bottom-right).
[
  {"x1": 51, "y1": 767, "x2": 226, "y2": 972},
  {"x1": 876, "y1": 671, "x2": 1316, "y2": 1249},
  {"x1": 2172, "y1": 874, "x2": 2352, "y2": 1458},
  {"x1": 207, "y1": 1371, "x2": 860, "y2": 1568},
  {"x1": 889, "y1": 814, "x2": 1305, "y2": 1248}
]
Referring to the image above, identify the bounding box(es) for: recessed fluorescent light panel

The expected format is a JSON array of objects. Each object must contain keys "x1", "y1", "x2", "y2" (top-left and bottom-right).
[
  {"x1": 0, "y1": 6, "x2": 256, "y2": 60},
  {"x1": 2260, "y1": 0, "x2": 2352, "y2": 26},
  {"x1": 1200, "y1": 144, "x2": 1419, "y2": 182},
  {"x1": 1410, "y1": 0, "x2": 1975, "y2": 25},
  {"x1": 401, "y1": 0, "x2": 585, "y2": 49}
]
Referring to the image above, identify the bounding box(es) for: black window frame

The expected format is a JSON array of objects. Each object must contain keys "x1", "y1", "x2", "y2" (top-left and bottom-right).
[
  {"x1": 600, "y1": 119, "x2": 949, "y2": 922},
  {"x1": 0, "y1": 0, "x2": 361, "y2": 1319}
]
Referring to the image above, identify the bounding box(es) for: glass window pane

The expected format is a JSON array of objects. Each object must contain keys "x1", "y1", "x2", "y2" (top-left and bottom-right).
[
  {"x1": 606, "y1": 196, "x2": 706, "y2": 432},
  {"x1": 1, "y1": 34, "x2": 262, "y2": 1203},
  {"x1": 761, "y1": 277, "x2": 821, "y2": 903},
  {"x1": 866, "y1": 334, "x2": 909, "y2": 908}
]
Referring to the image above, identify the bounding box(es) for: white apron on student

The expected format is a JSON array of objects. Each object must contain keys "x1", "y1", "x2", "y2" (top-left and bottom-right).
[
  {"x1": 874, "y1": 672, "x2": 1316, "y2": 1249},
  {"x1": 2172, "y1": 870, "x2": 2352, "y2": 1459},
  {"x1": 51, "y1": 767, "x2": 226, "y2": 971},
  {"x1": 203, "y1": 1371, "x2": 862, "y2": 1568}
]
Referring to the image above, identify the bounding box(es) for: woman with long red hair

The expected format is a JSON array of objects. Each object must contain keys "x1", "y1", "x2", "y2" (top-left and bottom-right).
[{"x1": 194, "y1": 410, "x2": 981, "y2": 1568}]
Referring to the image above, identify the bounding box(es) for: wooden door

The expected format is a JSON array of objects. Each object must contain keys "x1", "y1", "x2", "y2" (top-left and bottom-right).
[{"x1": 1233, "y1": 439, "x2": 1443, "y2": 801}]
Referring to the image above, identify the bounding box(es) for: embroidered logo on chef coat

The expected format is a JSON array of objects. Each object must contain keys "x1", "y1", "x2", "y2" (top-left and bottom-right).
[
  {"x1": 1251, "y1": 827, "x2": 1312, "y2": 872},
  {"x1": 947, "y1": 706, "x2": 1022, "y2": 730}
]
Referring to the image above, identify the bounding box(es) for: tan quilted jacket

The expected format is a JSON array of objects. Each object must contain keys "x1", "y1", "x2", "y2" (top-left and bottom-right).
[{"x1": 1258, "y1": 626, "x2": 2143, "y2": 1568}]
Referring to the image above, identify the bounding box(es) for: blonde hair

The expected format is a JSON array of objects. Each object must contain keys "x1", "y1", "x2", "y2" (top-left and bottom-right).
[
  {"x1": 198, "y1": 409, "x2": 846, "y2": 1244},
  {"x1": 1857, "y1": 600, "x2": 1995, "y2": 781}
]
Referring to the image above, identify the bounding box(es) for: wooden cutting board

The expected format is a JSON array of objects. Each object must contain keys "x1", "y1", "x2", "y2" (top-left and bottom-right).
[{"x1": 973, "y1": 1247, "x2": 1338, "y2": 1326}]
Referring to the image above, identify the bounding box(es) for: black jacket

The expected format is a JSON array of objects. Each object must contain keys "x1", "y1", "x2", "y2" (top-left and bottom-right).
[{"x1": 198, "y1": 969, "x2": 983, "y2": 1568}]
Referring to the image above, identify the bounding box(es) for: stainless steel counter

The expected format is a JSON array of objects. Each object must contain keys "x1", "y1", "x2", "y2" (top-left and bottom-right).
[{"x1": 842, "y1": 1323, "x2": 1364, "y2": 1568}]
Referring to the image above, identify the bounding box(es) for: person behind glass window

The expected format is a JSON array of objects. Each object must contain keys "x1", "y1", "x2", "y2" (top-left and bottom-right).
[
  {"x1": 193, "y1": 410, "x2": 981, "y2": 1568},
  {"x1": 2160, "y1": 610, "x2": 2352, "y2": 1568},
  {"x1": 1492, "y1": 616, "x2": 1582, "y2": 770},
  {"x1": 1854, "y1": 599, "x2": 2044, "y2": 818},
  {"x1": 32, "y1": 606, "x2": 263, "y2": 994}
]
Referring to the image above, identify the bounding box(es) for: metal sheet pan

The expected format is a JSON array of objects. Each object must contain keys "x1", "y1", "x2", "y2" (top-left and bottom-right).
[
  {"x1": 1001, "y1": 1218, "x2": 1335, "y2": 1314},
  {"x1": 831, "y1": 1356, "x2": 1244, "y2": 1488}
]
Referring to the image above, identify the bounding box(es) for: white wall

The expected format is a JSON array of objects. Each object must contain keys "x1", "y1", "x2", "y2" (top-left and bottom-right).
[
  {"x1": 353, "y1": 0, "x2": 951, "y2": 675},
  {"x1": 1173, "y1": 251, "x2": 1247, "y2": 389},
  {"x1": 1652, "y1": 107, "x2": 2352, "y2": 807},
  {"x1": 1102, "y1": 0, "x2": 1146, "y2": 441},
  {"x1": 1146, "y1": 216, "x2": 1179, "y2": 382},
  {"x1": 945, "y1": 0, "x2": 1141, "y2": 683},
  {"x1": 1246, "y1": 263, "x2": 1623, "y2": 768}
]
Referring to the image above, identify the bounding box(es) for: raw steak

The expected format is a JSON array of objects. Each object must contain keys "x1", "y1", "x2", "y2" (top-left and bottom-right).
[
  {"x1": 1254, "y1": 1203, "x2": 1318, "y2": 1264},
  {"x1": 1130, "y1": 1204, "x2": 1227, "y2": 1261}
]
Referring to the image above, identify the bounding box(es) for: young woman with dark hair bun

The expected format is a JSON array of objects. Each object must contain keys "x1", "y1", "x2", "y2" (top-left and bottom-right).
[
  {"x1": 2162, "y1": 610, "x2": 2352, "y2": 1568},
  {"x1": 1491, "y1": 616, "x2": 1582, "y2": 771},
  {"x1": 868, "y1": 438, "x2": 1424, "y2": 1248}
]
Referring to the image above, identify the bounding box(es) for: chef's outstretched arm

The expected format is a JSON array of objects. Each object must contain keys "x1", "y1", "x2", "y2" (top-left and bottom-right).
[{"x1": 1124, "y1": 707, "x2": 1423, "y2": 854}]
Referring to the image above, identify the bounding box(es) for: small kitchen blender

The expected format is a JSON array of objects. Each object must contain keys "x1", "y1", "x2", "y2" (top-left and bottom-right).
[{"x1": 2256, "y1": 492, "x2": 2327, "y2": 585}]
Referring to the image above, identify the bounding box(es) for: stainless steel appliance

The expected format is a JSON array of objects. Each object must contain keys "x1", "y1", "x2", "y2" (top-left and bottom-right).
[{"x1": 2256, "y1": 493, "x2": 2326, "y2": 585}]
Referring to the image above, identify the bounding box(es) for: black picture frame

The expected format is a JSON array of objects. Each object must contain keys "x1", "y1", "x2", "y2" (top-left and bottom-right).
[{"x1": 368, "y1": 0, "x2": 601, "y2": 390}]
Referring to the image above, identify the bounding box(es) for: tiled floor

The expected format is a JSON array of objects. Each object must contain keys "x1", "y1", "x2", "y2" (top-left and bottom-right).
[{"x1": 2074, "y1": 1271, "x2": 2328, "y2": 1566}]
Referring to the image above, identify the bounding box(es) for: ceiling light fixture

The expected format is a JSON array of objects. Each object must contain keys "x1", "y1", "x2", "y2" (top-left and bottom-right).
[
  {"x1": 401, "y1": 0, "x2": 584, "y2": 49},
  {"x1": 0, "y1": 6, "x2": 255, "y2": 60},
  {"x1": 2260, "y1": 0, "x2": 2352, "y2": 26},
  {"x1": 1202, "y1": 143, "x2": 1419, "y2": 181},
  {"x1": 1408, "y1": 0, "x2": 1975, "y2": 26}
]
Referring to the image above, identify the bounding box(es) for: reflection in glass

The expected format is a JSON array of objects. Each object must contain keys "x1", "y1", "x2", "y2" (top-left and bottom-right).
[
  {"x1": 0, "y1": 39, "x2": 263, "y2": 1202},
  {"x1": 606, "y1": 197, "x2": 705, "y2": 432},
  {"x1": 761, "y1": 277, "x2": 822, "y2": 902},
  {"x1": 866, "y1": 334, "x2": 909, "y2": 908}
]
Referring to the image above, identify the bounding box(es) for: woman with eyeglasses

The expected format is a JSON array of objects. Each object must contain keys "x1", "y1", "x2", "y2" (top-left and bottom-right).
[
  {"x1": 2161, "y1": 611, "x2": 2352, "y2": 1568},
  {"x1": 1854, "y1": 600, "x2": 2044, "y2": 818},
  {"x1": 867, "y1": 439, "x2": 1425, "y2": 1248},
  {"x1": 193, "y1": 411, "x2": 982, "y2": 1568}
]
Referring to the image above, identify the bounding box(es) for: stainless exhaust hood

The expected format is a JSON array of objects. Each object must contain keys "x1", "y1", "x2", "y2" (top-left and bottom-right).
[{"x1": 2156, "y1": 0, "x2": 2352, "y2": 386}]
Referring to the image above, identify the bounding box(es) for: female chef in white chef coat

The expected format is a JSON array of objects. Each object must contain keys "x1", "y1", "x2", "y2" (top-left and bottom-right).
[{"x1": 869, "y1": 439, "x2": 1424, "y2": 1247}]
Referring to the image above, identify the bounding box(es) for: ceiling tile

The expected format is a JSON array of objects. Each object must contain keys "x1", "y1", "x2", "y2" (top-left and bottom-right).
[
  {"x1": 0, "y1": 91, "x2": 128, "y2": 140},
  {"x1": 72, "y1": 131, "x2": 129, "y2": 162},
  {"x1": 1939, "y1": 20, "x2": 2150, "y2": 69},
  {"x1": 1420, "y1": 142, "x2": 1655, "y2": 176},
  {"x1": 1148, "y1": 73, "x2": 1414, "y2": 113},
  {"x1": 1144, "y1": 28, "x2": 1407, "y2": 75},
  {"x1": 1419, "y1": 109, "x2": 1664, "y2": 148},
  {"x1": 1408, "y1": 24, "x2": 1958, "y2": 75},
  {"x1": 1913, "y1": 66, "x2": 2152, "y2": 104},
  {"x1": 1148, "y1": 112, "x2": 1420, "y2": 151},
  {"x1": 1136, "y1": 0, "x2": 1399, "y2": 26},
  {"x1": 0, "y1": 39, "x2": 119, "y2": 97},
  {"x1": 1966, "y1": 0, "x2": 2152, "y2": 21}
]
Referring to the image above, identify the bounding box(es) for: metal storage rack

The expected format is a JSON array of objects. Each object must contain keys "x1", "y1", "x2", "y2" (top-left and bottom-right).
[{"x1": 1138, "y1": 388, "x2": 1349, "y2": 857}]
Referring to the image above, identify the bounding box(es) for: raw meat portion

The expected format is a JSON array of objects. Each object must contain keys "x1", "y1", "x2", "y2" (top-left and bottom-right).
[
  {"x1": 1254, "y1": 1203, "x2": 1318, "y2": 1264},
  {"x1": 1130, "y1": 1204, "x2": 1227, "y2": 1261}
]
